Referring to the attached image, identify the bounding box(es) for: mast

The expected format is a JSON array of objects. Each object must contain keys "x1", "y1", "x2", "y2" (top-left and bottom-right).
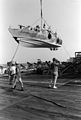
[{"x1": 40, "y1": 0, "x2": 43, "y2": 30}]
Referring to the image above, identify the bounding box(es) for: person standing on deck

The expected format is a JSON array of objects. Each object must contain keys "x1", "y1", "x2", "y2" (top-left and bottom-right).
[
  {"x1": 7, "y1": 62, "x2": 12, "y2": 85},
  {"x1": 12, "y1": 62, "x2": 24, "y2": 91},
  {"x1": 49, "y1": 58, "x2": 60, "y2": 88},
  {"x1": 7, "y1": 61, "x2": 16, "y2": 85}
]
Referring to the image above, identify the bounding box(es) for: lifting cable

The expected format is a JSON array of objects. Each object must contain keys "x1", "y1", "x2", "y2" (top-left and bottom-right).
[
  {"x1": 42, "y1": 17, "x2": 56, "y2": 34},
  {"x1": 31, "y1": 17, "x2": 41, "y2": 27},
  {"x1": 11, "y1": 43, "x2": 19, "y2": 62},
  {"x1": 42, "y1": 17, "x2": 71, "y2": 61},
  {"x1": 62, "y1": 44, "x2": 71, "y2": 58},
  {"x1": 60, "y1": 45, "x2": 74, "y2": 75}
]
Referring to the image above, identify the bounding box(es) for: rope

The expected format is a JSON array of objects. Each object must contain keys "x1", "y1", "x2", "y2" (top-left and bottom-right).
[
  {"x1": 42, "y1": 17, "x2": 58, "y2": 35},
  {"x1": 31, "y1": 17, "x2": 41, "y2": 27},
  {"x1": 11, "y1": 43, "x2": 19, "y2": 61},
  {"x1": 42, "y1": 18, "x2": 50, "y2": 27},
  {"x1": 62, "y1": 44, "x2": 71, "y2": 58},
  {"x1": 59, "y1": 44, "x2": 72, "y2": 75}
]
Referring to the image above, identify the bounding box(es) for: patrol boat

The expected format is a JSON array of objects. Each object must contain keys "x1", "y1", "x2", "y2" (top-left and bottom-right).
[{"x1": 8, "y1": 0, "x2": 62, "y2": 51}]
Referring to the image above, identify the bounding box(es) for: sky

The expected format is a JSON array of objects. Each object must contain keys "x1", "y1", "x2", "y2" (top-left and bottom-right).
[{"x1": 0, "y1": 0, "x2": 81, "y2": 64}]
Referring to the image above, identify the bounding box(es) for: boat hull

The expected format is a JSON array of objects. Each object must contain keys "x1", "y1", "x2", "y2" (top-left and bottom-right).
[
  {"x1": 18, "y1": 37, "x2": 61, "y2": 48},
  {"x1": 8, "y1": 27, "x2": 62, "y2": 50}
]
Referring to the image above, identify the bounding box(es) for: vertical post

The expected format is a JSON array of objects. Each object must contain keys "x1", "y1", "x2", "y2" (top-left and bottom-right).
[{"x1": 40, "y1": 0, "x2": 43, "y2": 30}]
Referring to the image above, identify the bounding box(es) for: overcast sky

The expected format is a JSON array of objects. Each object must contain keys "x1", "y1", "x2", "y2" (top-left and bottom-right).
[{"x1": 0, "y1": 0, "x2": 81, "y2": 64}]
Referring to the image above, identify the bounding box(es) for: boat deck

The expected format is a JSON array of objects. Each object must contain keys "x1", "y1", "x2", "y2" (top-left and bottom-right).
[{"x1": 0, "y1": 75, "x2": 81, "y2": 120}]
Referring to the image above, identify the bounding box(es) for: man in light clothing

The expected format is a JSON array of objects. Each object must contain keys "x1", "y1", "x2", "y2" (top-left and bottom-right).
[
  {"x1": 12, "y1": 63, "x2": 24, "y2": 91},
  {"x1": 9, "y1": 62, "x2": 16, "y2": 85},
  {"x1": 49, "y1": 58, "x2": 60, "y2": 88}
]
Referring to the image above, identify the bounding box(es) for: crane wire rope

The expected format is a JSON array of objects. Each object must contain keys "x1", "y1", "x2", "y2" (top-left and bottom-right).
[
  {"x1": 42, "y1": 17, "x2": 71, "y2": 59},
  {"x1": 31, "y1": 17, "x2": 41, "y2": 27},
  {"x1": 11, "y1": 43, "x2": 19, "y2": 62},
  {"x1": 62, "y1": 44, "x2": 71, "y2": 58}
]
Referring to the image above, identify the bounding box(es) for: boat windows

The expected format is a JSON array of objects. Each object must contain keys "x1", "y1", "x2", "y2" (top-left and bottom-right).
[
  {"x1": 57, "y1": 38, "x2": 62, "y2": 45},
  {"x1": 48, "y1": 32, "x2": 52, "y2": 39}
]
